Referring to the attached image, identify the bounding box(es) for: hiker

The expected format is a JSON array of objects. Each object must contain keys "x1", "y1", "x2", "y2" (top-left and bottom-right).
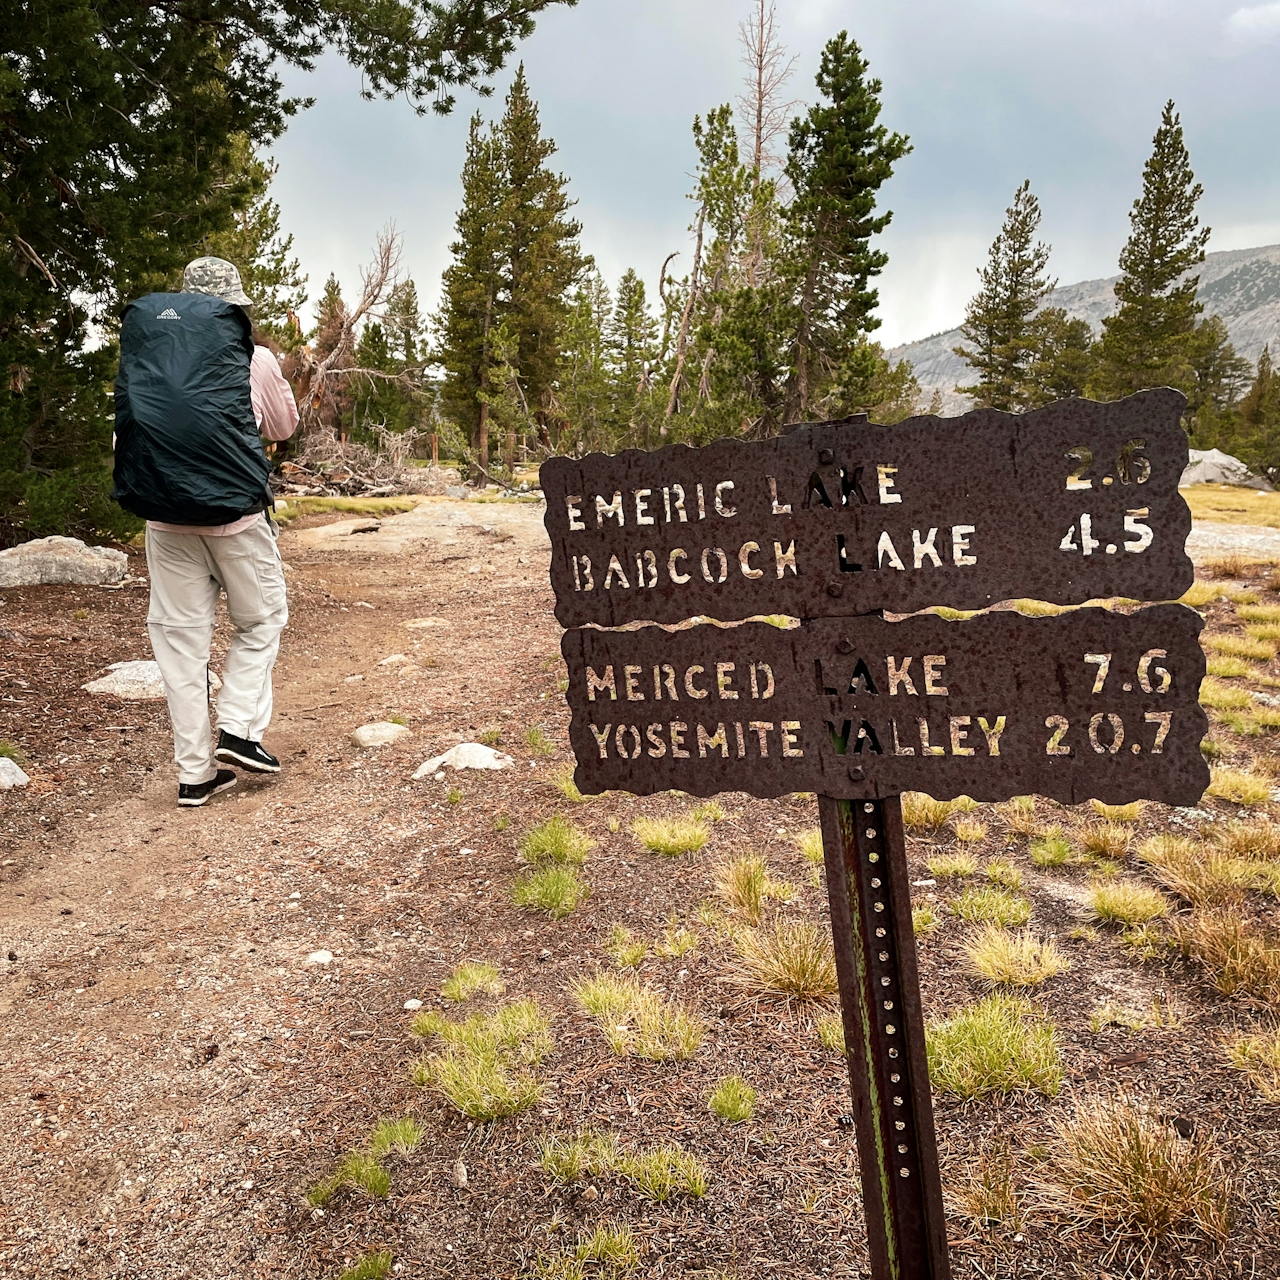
[{"x1": 113, "y1": 257, "x2": 299, "y2": 807}]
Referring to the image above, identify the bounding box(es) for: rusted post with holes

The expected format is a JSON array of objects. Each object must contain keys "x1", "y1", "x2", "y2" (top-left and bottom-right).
[{"x1": 819, "y1": 793, "x2": 950, "y2": 1280}]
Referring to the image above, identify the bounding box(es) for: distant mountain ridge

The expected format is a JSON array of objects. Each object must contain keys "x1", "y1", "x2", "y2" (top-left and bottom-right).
[{"x1": 888, "y1": 243, "x2": 1280, "y2": 414}]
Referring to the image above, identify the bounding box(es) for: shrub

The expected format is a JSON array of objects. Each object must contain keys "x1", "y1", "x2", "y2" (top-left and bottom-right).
[
  {"x1": 1090, "y1": 881, "x2": 1169, "y2": 925},
  {"x1": 733, "y1": 918, "x2": 838, "y2": 1000},
  {"x1": 951, "y1": 886, "x2": 1032, "y2": 927},
  {"x1": 1044, "y1": 1098, "x2": 1232, "y2": 1245},
  {"x1": 441, "y1": 961, "x2": 505, "y2": 1002},
  {"x1": 511, "y1": 866, "x2": 587, "y2": 918},
  {"x1": 926, "y1": 994, "x2": 1062, "y2": 1098},
  {"x1": 573, "y1": 973, "x2": 705, "y2": 1060},
  {"x1": 631, "y1": 816, "x2": 708, "y2": 856},
  {"x1": 708, "y1": 1075, "x2": 756, "y2": 1122},
  {"x1": 965, "y1": 926, "x2": 1070, "y2": 987},
  {"x1": 521, "y1": 815, "x2": 594, "y2": 864}
]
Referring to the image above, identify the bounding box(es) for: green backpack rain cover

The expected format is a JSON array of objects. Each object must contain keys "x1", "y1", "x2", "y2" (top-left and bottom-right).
[{"x1": 113, "y1": 292, "x2": 272, "y2": 525}]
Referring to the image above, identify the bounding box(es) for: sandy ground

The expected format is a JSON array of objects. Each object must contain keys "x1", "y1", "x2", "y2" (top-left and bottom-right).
[{"x1": 1, "y1": 500, "x2": 1279, "y2": 1279}]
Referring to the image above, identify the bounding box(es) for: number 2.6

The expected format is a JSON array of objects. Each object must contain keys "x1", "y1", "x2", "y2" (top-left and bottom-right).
[{"x1": 1065, "y1": 440, "x2": 1152, "y2": 490}]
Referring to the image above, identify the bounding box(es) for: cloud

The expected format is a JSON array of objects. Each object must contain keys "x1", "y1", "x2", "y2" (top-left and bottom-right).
[{"x1": 1226, "y1": 3, "x2": 1280, "y2": 41}]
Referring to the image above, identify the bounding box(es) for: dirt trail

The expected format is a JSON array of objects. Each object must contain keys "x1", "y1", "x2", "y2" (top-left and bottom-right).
[{"x1": 2, "y1": 502, "x2": 1278, "y2": 1279}]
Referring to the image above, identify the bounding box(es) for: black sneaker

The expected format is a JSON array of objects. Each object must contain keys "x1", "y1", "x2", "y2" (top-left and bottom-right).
[
  {"x1": 178, "y1": 769, "x2": 237, "y2": 808},
  {"x1": 215, "y1": 730, "x2": 281, "y2": 774}
]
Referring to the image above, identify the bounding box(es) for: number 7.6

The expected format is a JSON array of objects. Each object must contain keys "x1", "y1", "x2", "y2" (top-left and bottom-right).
[{"x1": 1084, "y1": 650, "x2": 1172, "y2": 694}]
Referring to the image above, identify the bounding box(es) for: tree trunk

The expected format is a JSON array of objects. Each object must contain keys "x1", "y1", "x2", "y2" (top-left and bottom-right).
[
  {"x1": 504, "y1": 425, "x2": 516, "y2": 474},
  {"x1": 664, "y1": 206, "x2": 706, "y2": 430},
  {"x1": 478, "y1": 401, "x2": 490, "y2": 472}
]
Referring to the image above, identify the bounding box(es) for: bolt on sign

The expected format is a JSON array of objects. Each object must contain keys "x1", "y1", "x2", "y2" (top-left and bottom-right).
[
  {"x1": 541, "y1": 389, "x2": 1193, "y2": 629},
  {"x1": 541, "y1": 390, "x2": 1207, "y2": 1280}
]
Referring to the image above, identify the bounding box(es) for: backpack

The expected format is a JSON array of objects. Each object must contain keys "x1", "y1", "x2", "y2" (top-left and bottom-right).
[{"x1": 112, "y1": 291, "x2": 273, "y2": 525}]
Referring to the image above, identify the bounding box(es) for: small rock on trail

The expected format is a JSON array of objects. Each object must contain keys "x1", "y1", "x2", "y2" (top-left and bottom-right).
[
  {"x1": 351, "y1": 721, "x2": 412, "y2": 748},
  {"x1": 413, "y1": 742, "x2": 515, "y2": 778},
  {"x1": 0, "y1": 535, "x2": 127, "y2": 587}
]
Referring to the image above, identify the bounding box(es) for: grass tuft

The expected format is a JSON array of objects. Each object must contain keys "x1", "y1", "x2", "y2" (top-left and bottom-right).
[
  {"x1": 913, "y1": 904, "x2": 940, "y2": 937},
  {"x1": 524, "y1": 725, "x2": 556, "y2": 756},
  {"x1": 631, "y1": 816, "x2": 708, "y2": 857},
  {"x1": 795, "y1": 827, "x2": 824, "y2": 865},
  {"x1": 1172, "y1": 911, "x2": 1280, "y2": 1005},
  {"x1": 1044, "y1": 1098, "x2": 1232, "y2": 1245},
  {"x1": 573, "y1": 972, "x2": 705, "y2": 1060},
  {"x1": 1030, "y1": 831, "x2": 1072, "y2": 868},
  {"x1": 1080, "y1": 822, "x2": 1132, "y2": 859},
  {"x1": 927, "y1": 851, "x2": 978, "y2": 879},
  {"x1": 690, "y1": 800, "x2": 726, "y2": 822},
  {"x1": 926, "y1": 994, "x2": 1062, "y2": 1098},
  {"x1": 950, "y1": 886, "x2": 1032, "y2": 927},
  {"x1": 307, "y1": 1152, "x2": 391, "y2": 1207},
  {"x1": 1199, "y1": 677, "x2": 1254, "y2": 710},
  {"x1": 1206, "y1": 654, "x2": 1260, "y2": 679},
  {"x1": 616, "y1": 1144, "x2": 709, "y2": 1201},
  {"x1": 552, "y1": 766, "x2": 590, "y2": 803},
  {"x1": 817, "y1": 1013, "x2": 845, "y2": 1053},
  {"x1": 902, "y1": 792, "x2": 976, "y2": 831},
  {"x1": 520, "y1": 815, "x2": 594, "y2": 864},
  {"x1": 732, "y1": 918, "x2": 838, "y2": 1000},
  {"x1": 965, "y1": 925, "x2": 1070, "y2": 987},
  {"x1": 1205, "y1": 632, "x2": 1276, "y2": 662},
  {"x1": 441, "y1": 961, "x2": 505, "y2": 1002},
  {"x1": 953, "y1": 817, "x2": 988, "y2": 844},
  {"x1": 0, "y1": 739, "x2": 26, "y2": 765},
  {"x1": 985, "y1": 859, "x2": 1022, "y2": 890},
  {"x1": 1090, "y1": 881, "x2": 1169, "y2": 925},
  {"x1": 1208, "y1": 766, "x2": 1273, "y2": 807},
  {"x1": 708, "y1": 1074, "x2": 757, "y2": 1122},
  {"x1": 1090, "y1": 799, "x2": 1143, "y2": 823},
  {"x1": 953, "y1": 1143, "x2": 1023, "y2": 1230},
  {"x1": 1226, "y1": 1027, "x2": 1280, "y2": 1100},
  {"x1": 998, "y1": 795, "x2": 1038, "y2": 836},
  {"x1": 368, "y1": 1115, "x2": 425, "y2": 1158},
  {"x1": 410, "y1": 999, "x2": 550, "y2": 1120},
  {"x1": 337, "y1": 1251, "x2": 395, "y2": 1280},
  {"x1": 714, "y1": 854, "x2": 793, "y2": 924},
  {"x1": 511, "y1": 866, "x2": 588, "y2": 918},
  {"x1": 539, "y1": 1129, "x2": 620, "y2": 1183},
  {"x1": 604, "y1": 923, "x2": 648, "y2": 968}
]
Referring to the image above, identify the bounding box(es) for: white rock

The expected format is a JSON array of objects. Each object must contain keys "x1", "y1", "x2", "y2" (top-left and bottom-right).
[
  {"x1": 305, "y1": 950, "x2": 333, "y2": 966},
  {"x1": 0, "y1": 757, "x2": 30, "y2": 789},
  {"x1": 0, "y1": 536, "x2": 127, "y2": 588},
  {"x1": 351, "y1": 721, "x2": 412, "y2": 748},
  {"x1": 403, "y1": 999, "x2": 423, "y2": 1011},
  {"x1": 412, "y1": 742, "x2": 515, "y2": 779},
  {"x1": 378, "y1": 653, "x2": 409, "y2": 666},
  {"x1": 82, "y1": 660, "x2": 167, "y2": 700},
  {"x1": 405, "y1": 616, "x2": 451, "y2": 630}
]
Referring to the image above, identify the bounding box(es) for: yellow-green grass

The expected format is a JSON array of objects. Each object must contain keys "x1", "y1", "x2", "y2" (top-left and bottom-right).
[
  {"x1": 275, "y1": 495, "x2": 422, "y2": 522},
  {"x1": 524, "y1": 725, "x2": 556, "y2": 757},
  {"x1": 985, "y1": 860, "x2": 1023, "y2": 889},
  {"x1": 1044, "y1": 1098, "x2": 1231, "y2": 1245},
  {"x1": 1200, "y1": 677, "x2": 1255, "y2": 711},
  {"x1": 817, "y1": 1013, "x2": 845, "y2": 1053},
  {"x1": 337, "y1": 1251, "x2": 395, "y2": 1280},
  {"x1": 631, "y1": 816, "x2": 708, "y2": 856},
  {"x1": 1206, "y1": 654, "x2": 1262, "y2": 679},
  {"x1": 1182, "y1": 484, "x2": 1280, "y2": 528},
  {"x1": 708, "y1": 1074, "x2": 756, "y2": 1122},
  {"x1": 1239, "y1": 604, "x2": 1280, "y2": 623},
  {"x1": 926, "y1": 994, "x2": 1062, "y2": 1098},
  {"x1": 927, "y1": 851, "x2": 978, "y2": 879},
  {"x1": 520, "y1": 815, "x2": 594, "y2": 864},
  {"x1": 306, "y1": 1151, "x2": 391, "y2": 1206},
  {"x1": 950, "y1": 886, "x2": 1032, "y2": 927},
  {"x1": 1226, "y1": 1027, "x2": 1280, "y2": 1101},
  {"x1": 1205, "y1": 632, "x2": 1276, "y2": 662},
  {"x1": 1080, "y1": 822, "x2": 1132, "y2": 859},
  {"x1": 539, "y1": 1128, "x2": 621, "y2": 1183},
  {"x1": 604, "y1": 923, "x2": 648, "y2": 968},
  {"x1": 1090, "y1": 881, "x2": 1169, "y2": 925},
  {"x1": 690, "y1": 800, "x2": 726, "y2": 822},
  {"x1": 1030, "y1": 832, "x2": 1072, "y2": 868},
  {"x1": 538, "y1": 1131, "x2": 708, "y2": 1200},
  {"x1": 531, "y1": 1223, "x2": 641, "y2": 1278},
  {"x1": 410, "y1": 1000, "x2": 551, "y2": 1120},
  {"x1": 1090, "y1": 799, "x2": 1143, "y2": 823},
  {"x1": 1247, "y1": 623, "x2": 1280, "y2": 643},
  {"x1": 733, "y1": 918, "x2": 838, "y2": 1000},
  {"x1": 913, "y1": 904, "x2": 940, "y2": 936},
  {"x1": 953, "y1": 1144, "x2": 1023, "y2": 1230},
  {"x1": 511, "y1": 865, "x2": 588, "y2": 918},
  {"x1": 953, "y1": 817, "x2": 988, "y2": 844},
  {"x1": 573, "y1": 973, "x2": 705, "y2": 1060},
  {"x1": 552, "y1": 765, "x2": 591, "y2": 803},
  {"x1": 795, "y1": 827, "x2": 824, "y2": 864},
  {"x1": 714, "y1": 854, "x2": 793, "y2": 924},
  {"x1": 965, "y1": 925, "x2": 1070, "y2": 987},
  {"x1": 1137, "y1": 832, "x2": 1279, "y2": 905},
  {"x1": 368, "y1": 1115, "x2": 426, "y2": 1158},
  {"x1": 902, "y1": 792, "x2": 977, "y2": 831},
  {"x1": 999, "y1": 795, "x2": 1038, "y2": 836},
  {"x1": 1208, "y1": 766, "x2": 1273, "y2": 806},
  {"x1": 441, "y1": 961, "x2": 505, "y2": 1002},
  {"x1": 655, "y1": 917, "x2": 700, "y2": 958}
]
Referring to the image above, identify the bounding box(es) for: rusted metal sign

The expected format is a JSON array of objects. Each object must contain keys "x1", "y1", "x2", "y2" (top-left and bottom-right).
[
  {"x1": 560, "y1": 605, "x2": 1208, "y2": 807},
  {"x1": 541, "y1": 389, "x2": 1193, "y2": 629}
]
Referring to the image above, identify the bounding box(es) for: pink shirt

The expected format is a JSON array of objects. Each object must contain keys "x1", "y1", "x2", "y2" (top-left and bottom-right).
[{"x1": 148, "y1": 346, "x2": 300, "y2": 536}]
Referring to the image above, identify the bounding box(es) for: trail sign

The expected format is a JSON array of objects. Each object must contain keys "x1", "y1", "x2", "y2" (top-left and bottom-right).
[
  {"x1": 561, "y1": 605, "x2": 1209, "y2": 807},
  {"x1": 541, "y1": 389, "x2": 1193, "y2": 629},
  {"x1": 540, "y1": 393, "x2": 1206, "y2": 1280}
]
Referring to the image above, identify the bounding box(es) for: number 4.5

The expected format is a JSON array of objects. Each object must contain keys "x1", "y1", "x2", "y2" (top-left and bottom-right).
[{"x1": 1060, "y1": 509, "x2": 1154, "y2": 556}]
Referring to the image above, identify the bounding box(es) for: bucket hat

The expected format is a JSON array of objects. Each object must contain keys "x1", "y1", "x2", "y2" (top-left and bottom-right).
[{"x1": 182, "y1": 256, "x2": 253, "y2": 307}]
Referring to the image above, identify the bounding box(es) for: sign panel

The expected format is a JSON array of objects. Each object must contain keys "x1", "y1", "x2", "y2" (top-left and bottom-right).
[
  {"x1": 541, "y1": 390, "x2": 1193, "y2": 629},
  {"x1": 561, "y1": 604, "x2": 1208, "y2": 807}
]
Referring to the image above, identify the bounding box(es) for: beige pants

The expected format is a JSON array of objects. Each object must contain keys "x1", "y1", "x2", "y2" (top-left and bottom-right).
[{"x1": 145, "y1": 519, "x2": 287, "y2": 784}]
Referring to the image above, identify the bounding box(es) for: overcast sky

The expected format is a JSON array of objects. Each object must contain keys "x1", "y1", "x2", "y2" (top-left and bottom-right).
[{"x1": 270, "y1": 0, "x2": 1280, "y2": 348}]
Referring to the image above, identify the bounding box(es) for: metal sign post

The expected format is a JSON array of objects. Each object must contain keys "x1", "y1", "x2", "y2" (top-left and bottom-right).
[{"x1": 539, "y1": 392, "x2": 1207, "y2": 1280}]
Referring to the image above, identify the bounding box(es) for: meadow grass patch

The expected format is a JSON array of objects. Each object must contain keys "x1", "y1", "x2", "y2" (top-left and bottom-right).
[
  {"x1": 521, "y1": 815, "x2": 594, "y2": 864},
  {"x1": 1226, "y1": 1027, "x2": 1280, "y2": 1101},
  {"x1": 573, "y1": 972, "x2": 705, "y2": 1060},
  {"x1": 732, "y1": 918, "x2": 838, "y2": 1000},
  {"x1": 951, "y1": 886, "x2": 1032, "y2": 927},
  {"x1": 926, "y1": 994, "x2": 1062, "y2": 1098},
  {"x1": 714, "y1": 854, "x2": 793, "y2": 923},
  {"x1": 1090, "y1": 881, "x2": 1169, "y2": 925},
  {"x1": 965, "y1": 925, "x2": 1070, "y2": 987},
  {"x1": 708, "y1": 1074, "x2": 756, "y2": 1122},
  {"x1": 1208, "y1": 766, "x2": 1273, "y2": 806},
  {"x1": 631, "y1": 816, "x2": 708, "y2": 856},
  {"x1": 927, "y1": 851, "x2": 978, "y2": 879},
  {"x1": 441, "y1": 961, "x2": 505, "y2": 1002},
  {"x1": 511, "y1": 865, "x2": 588, "y2": 918},
  {"x1": 1205, "y1": 632, "x2": 1276, "y2": 662}
]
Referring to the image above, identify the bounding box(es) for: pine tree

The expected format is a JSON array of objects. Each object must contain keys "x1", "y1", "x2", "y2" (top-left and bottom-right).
[
  {"x1": 1235, "y1": 347, "x2": 1280, "y2": 478},
  {"x1": 781, "y1": 33, "x2": 910, "y2": 424},
  {"x1": 954, "y1": 180, "x2": 1055, "y2": 410},
  {"x1": 384, "y1": 280, "x2": 425, "y2": 366},
  {"x1": 608, "y1": 270, "x2": 659, "y2": 446},
  {"x1": 310, "y1": 275, "x2": 354, "y2": 435},
  {"x1": 201, "y1": 138, "x2": 308, "y2": 349},
  {"x1": 498, "y1": 66, "x2": 587, "y2": 438},
  {"x1": 437, "y1": 114, "x2": 507, "y2": 459},
  {"x1": 1091, "y1": 101, "x2": 1212, "y2": 399},
  {"x1": 1023, "y1": 308, "x2": 1095, "y2": 407},
  {"x1": 556, "y1": 272, "x2": 613, "y2": 453}
]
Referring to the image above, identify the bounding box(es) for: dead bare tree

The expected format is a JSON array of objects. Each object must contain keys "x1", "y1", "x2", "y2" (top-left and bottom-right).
[
  {"x1": 662, "y1": 208, "x2": 705, "y2": 430},
  {"x1": 297, "y1": 226, "x2": 403, "y2": 437},
  {"x1": 737, "y1": 0, "x2": 799, "y2": 181}
]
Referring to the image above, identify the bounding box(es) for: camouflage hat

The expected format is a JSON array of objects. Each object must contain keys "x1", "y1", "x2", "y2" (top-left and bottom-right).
[{"x1": 182, "y1": 256, "x2": 253, "y2": 307}]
